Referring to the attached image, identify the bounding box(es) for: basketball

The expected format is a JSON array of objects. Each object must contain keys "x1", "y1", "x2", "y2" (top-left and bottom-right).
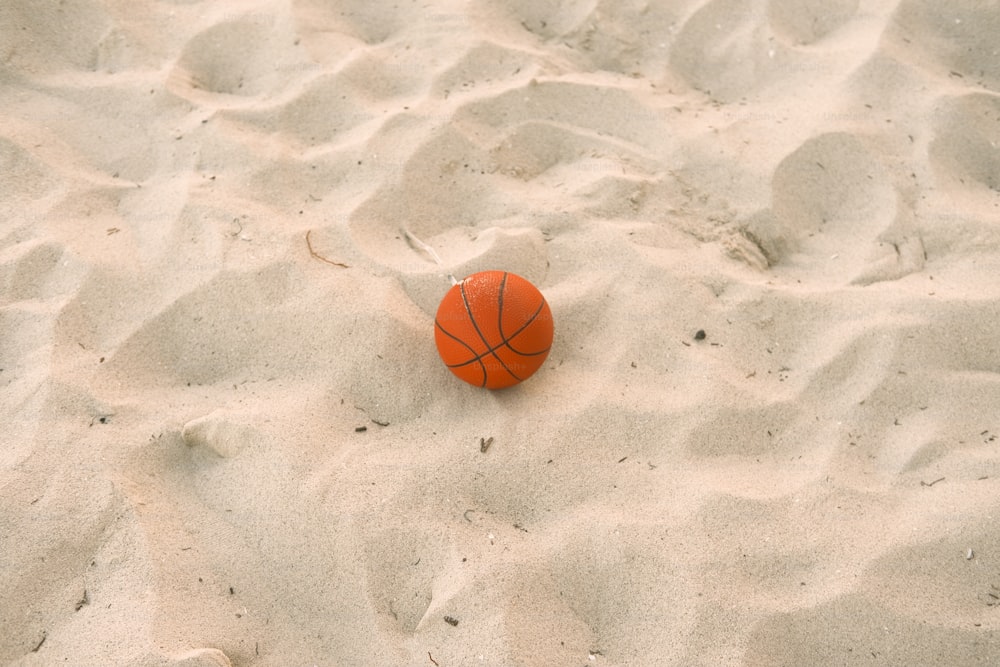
[{"x1": 434, "y1": 271, "x2": 554, "y2": 389}]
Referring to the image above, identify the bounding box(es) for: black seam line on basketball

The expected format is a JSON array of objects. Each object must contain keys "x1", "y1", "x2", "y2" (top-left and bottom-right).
[
  {"x1": 496, "y1": 271, "x2": 508, "y2": 348},
  {"x1": 448, "y1": 276, "x2": 549, "y2": 370},
  {"x1": 445, "y1": 300, "x2": 549, "y2": 379},
  {"x1": 472, "y1": 271, "x2": 524, "y2": 382},
  {"x1": 460, "y1": 279, "x2": 493, "y2": 353},
  {"x1": 491, "y1": 272, "x2": 523, "y2": 381},
  {"x1": 435, "y1": 319, "x2": 487, "y2": 385},
  {"x1": 501, "y1": 299, "x2": 548, "y2": 356},
  {"x1": 436, "y1": 317, "x2": 517, "y2": 372},
  {"x1": 445, "y1": 343, "x2": 551, "y2": 369},
  {"x1": 444, "y1": 333, "x2": 551, "y2": 368},
  {"x1": 458, "y1": 280, "x2": 491, "y2": 387},
  {"x1": 442, "y1": 324, "x2": 551, "y2": 369},
  {"x1": 460, "y1": 274, "x2": 519, "y2": 385}
]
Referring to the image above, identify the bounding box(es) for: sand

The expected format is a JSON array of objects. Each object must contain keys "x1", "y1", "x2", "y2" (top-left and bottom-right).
[{"x1": 2, "y1": 0, "x2": 1000, "y2": 665}]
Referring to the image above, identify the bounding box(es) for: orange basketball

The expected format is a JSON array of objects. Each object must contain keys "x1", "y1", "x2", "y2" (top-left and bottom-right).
[{"x1": 434, "y1": 271, "x2": 554, "y2": 389}]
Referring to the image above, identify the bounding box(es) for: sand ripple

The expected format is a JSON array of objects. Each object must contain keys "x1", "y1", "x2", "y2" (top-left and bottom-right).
[{"x1": 3, "y1": 0, "x2": 1000, "y2": 664}]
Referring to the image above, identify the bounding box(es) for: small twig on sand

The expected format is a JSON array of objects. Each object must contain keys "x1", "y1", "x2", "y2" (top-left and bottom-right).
[{"x1": 306, "y1": 230, "x2": 349, "y2": 268}]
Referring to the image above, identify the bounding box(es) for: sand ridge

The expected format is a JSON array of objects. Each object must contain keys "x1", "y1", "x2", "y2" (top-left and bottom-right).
[{"x1": 2, "y1": 0, "x2": 1000, "y2": 665}]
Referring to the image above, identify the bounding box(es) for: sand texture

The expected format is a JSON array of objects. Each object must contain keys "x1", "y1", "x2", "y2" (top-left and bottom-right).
[{"x1": 2, "y1": 0, "x2": 1000, "y2": 665}]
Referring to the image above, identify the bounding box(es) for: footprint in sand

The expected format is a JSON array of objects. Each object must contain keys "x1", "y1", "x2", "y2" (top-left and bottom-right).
[
  {"x1": 182, "y1": 409, "x2": 260, "y2": 459},
  {"x1": 0, "y1": 136, "x2": 63, "y2": 211},
  {"x1": 760, "y1": 131, "x2": 924, "y2": 284},
  {"x1": 928, "y1": 93, "x2": 1000, "y2": 193},
  {"x1": 768, "y1": 0, "x2": 858, "y2": 46},
  {"x1": 0, "y1": 1, "x2": 113, "y2": 73},
  {"x1": 294, "y1": 0, "x2": 419, "y2": 45},
  {"x1": 346, "y1": 125, "x2": 553, "y2": 315},
  {"x1": 347, "y1": 78, "x2": 671, "y2": 313},
  {"x1": 886, "y1": 0, "x2": 1000, "y2": 93},
  {"x1": 168, "y1": 14, "x2": 305, "y2": 104},
  {"x1": 672, "y1": 0, "x2": 865, "y2": 101}
]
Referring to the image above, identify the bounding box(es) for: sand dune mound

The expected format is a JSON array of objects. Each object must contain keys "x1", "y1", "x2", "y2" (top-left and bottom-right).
[{"x1": 2, "y1": 0, "x2": 999, "y2": 664}]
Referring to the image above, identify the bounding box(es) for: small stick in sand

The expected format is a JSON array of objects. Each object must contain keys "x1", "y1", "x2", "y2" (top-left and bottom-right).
[
  {"x1": 403, "y1": 229, "x2": 458, "y2": 285},
  {"x1": 305, "y1": 230, "x2": 349, "y2": 268}
]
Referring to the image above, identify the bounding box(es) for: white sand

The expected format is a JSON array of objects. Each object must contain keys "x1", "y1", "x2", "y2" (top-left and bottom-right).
[{"x1": 2, "y1": 0, "x2": 1000, "y2": 665}]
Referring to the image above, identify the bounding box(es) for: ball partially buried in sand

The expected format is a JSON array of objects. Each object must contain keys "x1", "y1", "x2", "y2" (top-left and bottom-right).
[{"x1": 434, "y1": 271, "x2": 553, "y2": 389}]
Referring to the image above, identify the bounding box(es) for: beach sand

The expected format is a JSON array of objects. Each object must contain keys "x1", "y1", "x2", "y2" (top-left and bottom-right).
[{"x1": 2, "y1": 0, "x2": 999, "y2": 665}]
